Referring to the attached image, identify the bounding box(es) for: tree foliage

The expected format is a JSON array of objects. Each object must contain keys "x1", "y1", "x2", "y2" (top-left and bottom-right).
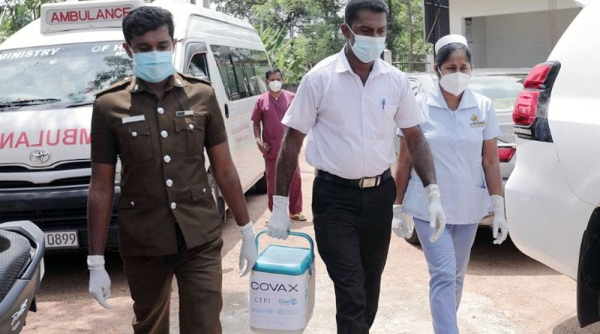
[
  {"x1": 387, "y1": 0, "x2": 432, "y2": 56},
  {"x1": 0, "y1": 0, "x2": 432, "y2": 79},
  {"x1": 217, "y1": 0, "x2": 346, "y2": 79},
  {"x1": 258, "y1": 25, "x2": 306, "y2": 83},
  {"x1": 0, "y1": 0, "x2": 54, "y2": 41},
  {"x1": 215, "y1": 0, "x2": 431, "y2": 80}
]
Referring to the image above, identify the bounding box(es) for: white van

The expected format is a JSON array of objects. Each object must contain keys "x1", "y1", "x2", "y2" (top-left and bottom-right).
[
  {"x1": 0, "y1": 0, "x2": 268, "y2": 251},
  {"x1": 505, "y1": 0, "x2": 600, "y2": 328}
]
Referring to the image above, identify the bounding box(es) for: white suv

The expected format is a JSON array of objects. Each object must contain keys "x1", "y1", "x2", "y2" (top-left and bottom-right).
[{"x1": 505, "y1": 0, "x2": 600, "y2": 328}]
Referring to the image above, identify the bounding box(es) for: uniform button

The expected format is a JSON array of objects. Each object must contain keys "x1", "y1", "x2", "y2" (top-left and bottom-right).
[
  {"x1": 203, "y1": 188, "x2": 207, "y2": 193},
  {"x1": 188, "y1": 124, "x2": 194, "y2": 130},
  {"x1": 131, "y1": 131, "x2": 138, "y2": 137},
  {"x1": 164, "y1": 155, "x2": 171, "y2": 163},
  {"x1": 157, "y1": 107, "x2": 164, "y2": 114},
  {"x1": 166, "y1": 179, "x2": 173, "y2": 187},
  {"x1": 161, "y1": 130, "x2": 168, "y2": 138},
  {"x1": 175, "y1": 79, "x2": 182, "y2": 86},
  {"x1": 134, "y1": 84, "x2": 138, "y2": 91},
  {"x1": 130, "y1": 201, "x2": 135, "y2": 207},
  {"x1": 171, "y1": 202, "x2": 177, "y2": 209}
]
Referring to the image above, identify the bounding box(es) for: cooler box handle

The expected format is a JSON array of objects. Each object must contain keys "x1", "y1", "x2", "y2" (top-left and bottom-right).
[{"x1": 255, "y1": 230, "x2": 314, "y2": 260}]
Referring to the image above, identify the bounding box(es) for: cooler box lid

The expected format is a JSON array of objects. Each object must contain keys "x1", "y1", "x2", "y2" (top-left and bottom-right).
[{"x1": 253, "y1": 245, "x2": 313, "y2": 276}]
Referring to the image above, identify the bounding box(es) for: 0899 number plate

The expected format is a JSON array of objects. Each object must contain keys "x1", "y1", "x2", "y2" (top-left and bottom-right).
[{"x1": 44, "y1": 230, "x2": 79, "y2": 249}]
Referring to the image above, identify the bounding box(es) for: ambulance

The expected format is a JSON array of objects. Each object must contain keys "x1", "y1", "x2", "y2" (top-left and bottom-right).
[{"x1": 0, "y1": 0, "x2": 268, "y2": 251}]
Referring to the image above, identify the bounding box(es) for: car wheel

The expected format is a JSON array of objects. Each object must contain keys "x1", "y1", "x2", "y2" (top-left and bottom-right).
[{"x1": 404, "y1": 215, "x2": 420, "y2": 245}]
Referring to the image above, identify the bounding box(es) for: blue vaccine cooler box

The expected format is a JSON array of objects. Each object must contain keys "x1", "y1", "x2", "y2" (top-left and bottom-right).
[{"x1": 249, "y1": 231, "x2": 316, "y2": 332}]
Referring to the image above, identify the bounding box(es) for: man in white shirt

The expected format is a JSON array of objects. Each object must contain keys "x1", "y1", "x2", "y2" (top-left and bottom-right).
[{"x1": 267, "y1": 0, "x2": 446, "y2": 332}]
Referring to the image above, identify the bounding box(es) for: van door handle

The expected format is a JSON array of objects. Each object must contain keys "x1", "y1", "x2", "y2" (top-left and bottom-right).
[{"x1": 224, "y1": 104, "x2": 230, "y2": 118}]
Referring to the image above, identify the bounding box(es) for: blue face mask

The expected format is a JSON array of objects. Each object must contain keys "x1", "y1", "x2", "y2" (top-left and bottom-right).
[
  {"x1": 132, "y1": 50, "x2": 176, "y2": 83},
  {"x1": 348, "y1": 27, "x2": 386, "y2": 63}
]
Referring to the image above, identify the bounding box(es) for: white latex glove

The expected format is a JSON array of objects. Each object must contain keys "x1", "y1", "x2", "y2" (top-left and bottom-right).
[
  {"x1": 491, "y1": 195, "x2": 509, "y2": 245},
  {"x1": 239, "y1": 221, "x2": 258, "y2": 277},
  {"x1": 426, "y1": 184, "x2": 447, "y2": 243},
  {"x1": 267, "y1": 195, "x2": 291, "y2": 240},
  {"x1": 88, "y1": 255, "x2": 113, "y2": 309},
  {"x1": 392, "y1": 204, "x2": 409, "y2": 238}
]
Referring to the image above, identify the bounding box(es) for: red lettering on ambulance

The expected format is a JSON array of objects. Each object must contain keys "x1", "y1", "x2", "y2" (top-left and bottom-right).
[
  {"x1": 31, "y1": 131, "x2": 43, "y2": 147},
  {"x1": 15, "y1": 132, "x2": 30, "y2": 148},
  {"x1": 79, "y1": 128, "x2": 91, "y2": 145},
  {"x1": 59, "y1": 11, "x2": 69, "y2": 22},
  {"x1": 47, "y1": 130, "x2": 60, "y2": 146},
  {"x1": 48, "y1": 6, "x2": 131, "y2": 23},
  {"x1": 0, "y1": 130, "x2": 90, "y2": 149},
  {"x1": 63, "y1": 129, "x2": 77, "y2": 145},
  {"x1": 96, "y1": 8, "x2": 105, "y2": 20},
  {"x1": 0, "y1": 133, "x2": 14, "y2": 150},
  {"x1": 105, "y1": 8, "x2": 115, "y2": 19}
]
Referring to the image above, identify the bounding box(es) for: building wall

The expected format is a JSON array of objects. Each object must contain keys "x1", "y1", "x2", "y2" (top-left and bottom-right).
[
  {"x1": 484, "y1": 9, "x2": 580, "y2": 68},
  {"x1": 449, "y1": 0, "x2": 579, "y2": 34},
  {"x1": 448, "y1": 0, "x2": 581, "y2": 68},
  {"x1": 467, "y1": 17, "x2": 487, "y2": 68}
]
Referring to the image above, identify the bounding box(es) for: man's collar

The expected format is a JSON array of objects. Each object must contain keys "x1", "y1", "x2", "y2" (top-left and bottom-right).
[
  {"x1": 130, "y1": 73, "x2": 188, "y2": 94},
  {"x1": 334, "y1": 47, "x2": 352, "y2": 73}
]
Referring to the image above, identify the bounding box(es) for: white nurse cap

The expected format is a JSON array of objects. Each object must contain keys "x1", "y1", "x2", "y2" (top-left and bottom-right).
[{"x1": 434, "y1": 34, "x2": 468, "y2": 54}]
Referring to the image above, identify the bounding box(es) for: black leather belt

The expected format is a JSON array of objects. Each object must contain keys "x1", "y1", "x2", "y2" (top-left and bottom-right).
[{"x1": 315, "y1": 169, "x2": 392, "y2": 188}]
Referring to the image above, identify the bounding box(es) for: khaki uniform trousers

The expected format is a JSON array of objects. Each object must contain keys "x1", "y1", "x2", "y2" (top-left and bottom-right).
[{"x1": 122, "y1": 233, "x2": 223, "y2": 334}]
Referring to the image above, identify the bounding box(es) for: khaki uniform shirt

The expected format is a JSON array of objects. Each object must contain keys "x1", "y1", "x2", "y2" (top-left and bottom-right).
[{"x1": 91, "y1": 73, "x2": 227, "y2": 256}]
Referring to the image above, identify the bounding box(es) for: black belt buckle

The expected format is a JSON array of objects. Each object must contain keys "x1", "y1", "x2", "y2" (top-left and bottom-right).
[{"x1": 358, "y1": 176, "x2": 381, "y2": 188}]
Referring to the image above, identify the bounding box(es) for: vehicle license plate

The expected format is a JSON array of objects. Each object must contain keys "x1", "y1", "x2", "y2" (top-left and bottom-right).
[{"x1": 44, "y1": 231, "x2": 79, "y2": 249}]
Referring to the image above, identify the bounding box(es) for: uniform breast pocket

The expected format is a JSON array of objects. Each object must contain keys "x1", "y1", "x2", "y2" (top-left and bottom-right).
[
  {"x1": 174, "y1": 113, "x2": 206, "y2": 156},
  {"x1": 118, "y1": 122, "x2": 154, "y2": 165}
]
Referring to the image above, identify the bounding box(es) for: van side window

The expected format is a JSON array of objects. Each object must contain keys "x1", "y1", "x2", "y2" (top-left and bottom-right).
[
  {"x1": 250, "y1": 49, "x2": 269, "y2": 95},
  {"x1": 211, "y1": 45, "x2": 239, "y2": 100},
  {"x1": 231, "y1": 48, "x2": 251, "y2": 99},
  {"x1": 211, "y1": 45, "x2": 270, "y2": 101},
  {"x1": 186, "y1": 53, "x2": 210, "y2": 80}
]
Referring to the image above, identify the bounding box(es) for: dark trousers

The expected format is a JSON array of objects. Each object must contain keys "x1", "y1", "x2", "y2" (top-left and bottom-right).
[
  {"x1": 312, "y1": 176, "x2": 396, "y2": 334},
  {"x1": 122, "y1": 232, "x2": 223, "y2": 334}
]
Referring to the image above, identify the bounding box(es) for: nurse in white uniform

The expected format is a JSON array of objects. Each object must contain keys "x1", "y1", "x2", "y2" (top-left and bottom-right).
[{"x1": 393, "y1": 34, "x2": 509, "y2": 334}]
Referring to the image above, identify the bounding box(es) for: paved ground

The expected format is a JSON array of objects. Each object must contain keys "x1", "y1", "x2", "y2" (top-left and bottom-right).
[{"x1": 24, "y1": 148, "x2": 600, "y2": 333}]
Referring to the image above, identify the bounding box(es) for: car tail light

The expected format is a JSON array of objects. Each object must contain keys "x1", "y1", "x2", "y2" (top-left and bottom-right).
[
  {"x1": 523, "y1": 65, "x2": 552, "y2": 89},
  {"x1": 498, "y1": 146, "x2": 516, "y2": 162},
  {"x1": 512, "y1": 61, "x2": 560, "y2": 142},
  {"x1": 513, "y1": 91, "x2": 540, "y2": 125}
]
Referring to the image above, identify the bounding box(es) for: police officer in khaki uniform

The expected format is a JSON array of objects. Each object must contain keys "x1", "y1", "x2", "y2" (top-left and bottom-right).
[{"x1": 86, "y1": 7, "x2": 257, "y2": 334}]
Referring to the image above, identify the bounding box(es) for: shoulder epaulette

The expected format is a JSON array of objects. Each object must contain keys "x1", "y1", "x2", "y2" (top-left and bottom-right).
[
  {"x1": 179, "y1": 72, "x2": 212, "y2": 86},
  {"x1": 95, "y1": 77, "x2": 133, "y2": 98}
]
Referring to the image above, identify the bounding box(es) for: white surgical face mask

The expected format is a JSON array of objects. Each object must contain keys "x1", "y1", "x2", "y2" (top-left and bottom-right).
[
  {"x1": 348, "y1": 27, "x2": 386, "y2": 63},
  {"x1": 268, "y1": 80, "x2": 282, "y2": 92},
  {"x1": 133, "y1": 50, "x2": 176, "y2": 83},
  {"x1": 438, "y1": 70, "x2": 471, "y2": 96}
]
